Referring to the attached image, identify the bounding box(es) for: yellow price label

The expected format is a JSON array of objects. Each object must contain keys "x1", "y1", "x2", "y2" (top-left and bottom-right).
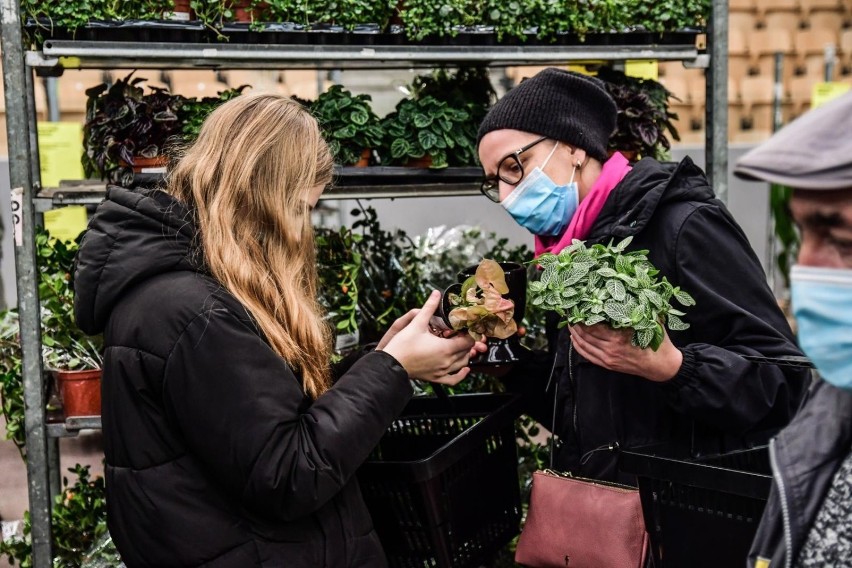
[
  {"x1": 625, "y1": 60, "x2": 659, "y2": 81},
  {"x1": 812, "y1": 82, "x2": 851, "y2": 109},
  {"x1": 43, "y1": 206, "x2": 88, "y2": 244},
  {"x1": 58, "y1": 56, "x2": 81, "y2": 69},
  {"x1": 566, "y1": 63, "x2": 600, "y2": 76},
  {"x1": 37, "y1": 122, "x2": 85, "y2": 188}
]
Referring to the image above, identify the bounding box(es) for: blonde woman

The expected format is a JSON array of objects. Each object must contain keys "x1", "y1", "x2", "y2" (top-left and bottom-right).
[{"x1": 73, "y1": 93, "x2": 483, "y2": 567}]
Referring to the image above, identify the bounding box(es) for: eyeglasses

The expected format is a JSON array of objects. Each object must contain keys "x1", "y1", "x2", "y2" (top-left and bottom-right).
[{"x1": 480, "y1": 135, "x2": 549, "y2": 203}]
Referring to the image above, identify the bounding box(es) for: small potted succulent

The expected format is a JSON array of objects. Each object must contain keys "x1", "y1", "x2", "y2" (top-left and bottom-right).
[
  {"x1": 311, "y1": 84, "x2": 384, "y2": 167},
  {"x1": 380, "y1": 95, "x2": 476, "y2": 168},
  {"x1": 529, "y1": 236, "x2": 694, "y2": 351},
  {"x1": 83, "y1": 73, "x2": 185, "y2": 187}
]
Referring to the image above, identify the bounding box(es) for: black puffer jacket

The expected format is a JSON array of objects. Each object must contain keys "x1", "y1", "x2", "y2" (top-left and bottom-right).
[
  {"x1": 510, "y1": 157, "x2": 809, "y2": 483},
  {"x1": 73, "y1": 186, "x2": 412, "y2": 567}
]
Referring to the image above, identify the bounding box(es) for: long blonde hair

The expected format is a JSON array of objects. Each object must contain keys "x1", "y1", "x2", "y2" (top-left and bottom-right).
[{"x1": 167, "y1": 93, "x2": 334, "y2": 398}]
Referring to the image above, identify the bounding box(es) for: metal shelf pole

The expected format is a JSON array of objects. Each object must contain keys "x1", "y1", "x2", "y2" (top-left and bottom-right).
[
  {"x1": 0, "y1": 0, "x2": 53, "y2": 566},
  {"x1": 706, "y1": 0, "x2": 729, "y2": 204}
]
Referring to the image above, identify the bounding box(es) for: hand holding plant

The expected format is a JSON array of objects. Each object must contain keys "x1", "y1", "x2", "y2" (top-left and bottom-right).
[
  {"x1": 529, "y1": 237, "x2": 694, "y2": 351},
  {"x1": 447, "y1": 259, "x2": 518, "y2": 342}
]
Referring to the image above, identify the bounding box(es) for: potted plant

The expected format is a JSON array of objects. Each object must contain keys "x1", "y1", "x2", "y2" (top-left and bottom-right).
[
  {"x1": 439, "y1": 259, "x2": 518, "y2": 341},
  {"x1": 315, "y1": 225, "x2": 362, "y2": 355},
  {"x1": 179, "y1": 85, "x2": 248, "y2": 143},
  {"x1": 409, "y1": 66, "x2": 496, "y2": 125},
  {"x1": 380, "y1": 95, "x2": 476, "y2": 168},
  {"x1": 529, "y1": 236, "x2": 694, "y2": 351},
  {"x1": 597, "y1": 67, "x2": 681, "y2": 161},
  {"x1": 83, "y1": 73, "x2": 185, "y2": 187},
  {"x1": 311, "y1": 85, "x2": 384, "y2": 167}
]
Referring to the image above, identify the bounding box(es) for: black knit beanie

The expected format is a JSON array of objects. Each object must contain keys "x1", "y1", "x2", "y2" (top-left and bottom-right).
[{"x1": 477, "y1": 68, "x2": 617, "y2": 163}]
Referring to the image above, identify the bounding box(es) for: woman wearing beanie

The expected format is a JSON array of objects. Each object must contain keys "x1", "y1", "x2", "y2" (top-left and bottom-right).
[{"x1": 478, "y1": 67, "x2": 808, "y2": 483}]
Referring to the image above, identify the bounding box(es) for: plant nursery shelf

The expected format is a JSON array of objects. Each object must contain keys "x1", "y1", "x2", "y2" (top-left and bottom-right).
[
  {"x1": 46, "y1": 416, "x2": 102, "y2": 438},
  {"x1": 29, "y1": 41, "x2": 703, "y2": 70},
  {"x1": 34, "y1": 167, "x2": 483, "y2": 209}
]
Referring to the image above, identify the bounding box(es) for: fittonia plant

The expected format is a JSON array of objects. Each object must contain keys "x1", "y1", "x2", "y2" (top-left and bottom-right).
[
  {"x1": 528, "y1": 236, "x2": 695, "y2": 351},
  {"x1": 448, "y1": 259, "x2": 518, "y2": 342}
]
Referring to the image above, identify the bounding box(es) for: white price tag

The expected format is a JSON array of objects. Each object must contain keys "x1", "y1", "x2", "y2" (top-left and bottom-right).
[{"x1": 11, "y1": 187, "x2": 22, "y2": 247}]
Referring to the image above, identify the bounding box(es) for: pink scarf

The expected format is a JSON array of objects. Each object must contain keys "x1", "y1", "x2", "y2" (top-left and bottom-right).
[{"x1": 534, "y1": 152, "x2": 632, "y2": 257}]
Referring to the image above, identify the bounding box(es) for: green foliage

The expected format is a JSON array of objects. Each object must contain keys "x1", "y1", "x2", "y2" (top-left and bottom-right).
[
  {"x1": 529, "y1": 236, "x2": 695, "y2": 351},
  {"x1": 179, "y1": 85, "x2": 247, "y2": 143},
  {"x1": 770, "y1": 184, "x2": 799, "y2": 289},
  {"x1": 0, "y1": 311, "x2": 25, "y2": 459},
  {"x1": 597, "y1": 67, "x2": 681, "y2": 161},
  {"x1": 312, "y1": 85, "x2": 384, "y2": 166},
  {"x1": 315, "y1": 226, "x2": 362, "y2": 339},
  {"x1": 447, "y1": 260, "x2": 518, "y2": 341},
  {"x1": 630, "y1": 0, "x2": 711, "y2": 33},
  {"x1": 82, "y1": 73, "x2": 185, "y2": 186},
  {"x1": 409, "y1": 66, "x2": 495, "y2": 125},
  {"x1": 0, "y1": 465, "x2": 108, "y2": 568},
  {"x1": 380, "y1": 96, "x2": 476, "y2": 168}
]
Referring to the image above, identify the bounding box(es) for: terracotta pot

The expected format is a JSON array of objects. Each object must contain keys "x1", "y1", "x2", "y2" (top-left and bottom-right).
[
  {"x1": 354, "y1": 148, "x2": 372, "y2": 167},
  {"x1": 54, "y1": 369, "x2": 101, "y2": 418},
  {"x1": 120, "y1": 155, "x2": 169, "y2": 173},
  {"x1": 405, "y1": 155, "x2": 433, "y2": 168},
  {"x1": 233, "y1": 0, "x2": 269, "y2": 22},
  {"x1": 168, "y1": 0, "x2": 192, "y2": 20}
]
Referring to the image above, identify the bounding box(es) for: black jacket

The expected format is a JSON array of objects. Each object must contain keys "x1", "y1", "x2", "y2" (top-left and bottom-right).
[
  {"x1": 73, "y1": 186, "x2": 412, "y2": 567},
  {"x1": 509, "y1": 157, "x2": 809, "y2": 483},
  {"x1": 748, "y1": 379, "x2": 852, "y2": 568}
]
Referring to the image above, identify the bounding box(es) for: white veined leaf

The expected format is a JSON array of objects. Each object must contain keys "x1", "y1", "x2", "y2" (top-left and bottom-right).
[
  {"x1": 584, "y1": 314, "x2": 606, "y2": 326},
  {"x1": 613, "y1": 236, "x2": 633, "y2": 253},
  {"x1": 532, "y1": 295, "x2": 545, "y2": 306},
  {"x1": 636, "y1": 328, "x2": 653, "y2": 349},
  {"x1": 616, "y1": 273, "x2": 639, "y2": 287},
  {"x1": 597, "y1": 267, "x2": 619, "y2": 278},
  {"x1": 669, "y1": 308, "x2": 686, "y2": 317},
  {"x1": 545, "y1": 292, "x2": 560, "y2": 305},
  {"x1": 674, "y1": 289, "x2": 696, "y2": 307},
  {"x1": 603, "y1": 300, "x2": 631, "y2": 324},
  {"x1": 587, "y1": 271, "x2": 601, "y2": 288},
  {"x1": 529, "y1": 281, "x2": 546, "y2": 293},
  {"x1": 615, "y1": 254, "x2": 632, "y2": 274},
  {"x1": 640, "y1": 288, "x2": 664, "y2": 308},
  {"x1": 667, "y1": 314, "x2": 690, "y2": 331},
  {"x1": 590, "y1": 303, "x2": 603, "y2": 314},
  {"x1": 541, "y1": 265, "x2": 558, "y2": 284},
  {"x1": 606, "y1": 279, "x2": 626, "y2": 301},
  {"x1": 636, "y1": 267, "x2": 652, "y2": 287},
  {"x1": 564, "y1": 264, "x2": 589, "y2": 286},
  {"x1": 538, "y1": 254, "x2": 557, "y2": 266},
  {"x1": 561, "y1": 287, "x2": 579, "y2": 297},
  {"x1": 567, "y1": 239, "x2": 586, "y2": 253}
]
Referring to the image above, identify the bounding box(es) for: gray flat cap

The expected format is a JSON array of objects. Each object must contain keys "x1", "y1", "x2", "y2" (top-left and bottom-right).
[{"x1": 734, "y1": 90, "x2": 852, "y2": 190}]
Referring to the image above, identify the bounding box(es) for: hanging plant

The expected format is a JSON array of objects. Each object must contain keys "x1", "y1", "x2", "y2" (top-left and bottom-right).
[
  {"x1": 311, "y1": 85, "x2": 384, "y2": 167},
  {"x1": 528, "y1": 236, "x2": 695, "y2": 351}
]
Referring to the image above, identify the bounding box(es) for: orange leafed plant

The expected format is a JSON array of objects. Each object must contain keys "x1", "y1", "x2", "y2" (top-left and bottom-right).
[{"x1": 448, "y1": 259, "x2": 518, "y2": 341}]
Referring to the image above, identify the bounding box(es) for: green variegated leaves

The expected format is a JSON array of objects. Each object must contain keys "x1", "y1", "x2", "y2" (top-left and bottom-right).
[
  {"x1": 528, "y1": 236, "x2": 695, "y2": 351},
  {"x1": 447, "y1": 259, "x2": 518, "y2": 342}
]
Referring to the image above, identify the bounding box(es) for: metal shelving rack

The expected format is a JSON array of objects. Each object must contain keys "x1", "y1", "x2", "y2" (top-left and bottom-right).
[{"x1": 1, "y1": 0, "x2": 727, "y2": 564}]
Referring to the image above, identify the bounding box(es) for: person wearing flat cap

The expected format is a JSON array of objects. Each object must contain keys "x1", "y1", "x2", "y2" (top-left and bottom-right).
[
  {"x1": 477, "y1": 67, "x2": 808, "y2": 489},
  {"x1": 742, "y1": 92, "x2": 852, "y2": 568}
]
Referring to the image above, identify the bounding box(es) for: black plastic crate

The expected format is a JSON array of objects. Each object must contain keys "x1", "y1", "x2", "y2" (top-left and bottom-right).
[
  {"x1": 620, "y1": 445, "x2": 772, "y2": 568},
  {"x1": 358, "y1": 393, "x2": 523, "y2": 568}
]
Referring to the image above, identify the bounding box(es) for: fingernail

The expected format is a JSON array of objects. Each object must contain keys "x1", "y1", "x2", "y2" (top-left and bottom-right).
[{"x1": 431, "y1": 289, "x2": 440, "y2": 298}]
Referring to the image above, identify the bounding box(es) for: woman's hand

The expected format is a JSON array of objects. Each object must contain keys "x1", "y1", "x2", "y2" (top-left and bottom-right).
[
  {"x1": 568, "y1": 323, "x2": 683, "y2": 382},
  {"x1": 379, "y1": 291, "x2": 487, "y2": 385}
]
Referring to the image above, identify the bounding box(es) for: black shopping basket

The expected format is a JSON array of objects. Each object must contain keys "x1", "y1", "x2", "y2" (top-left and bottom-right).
[{"x1": 358, "y1": 393, "x2": 523, "y2": 568}]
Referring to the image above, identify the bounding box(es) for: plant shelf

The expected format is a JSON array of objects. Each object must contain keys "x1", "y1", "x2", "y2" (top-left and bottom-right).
[
  {"x1": 30, "y1": 40, "x2": 705, "y2": 70},
  {"x1": 45, "y1": 416, "x2": 102, "y2": 438}
]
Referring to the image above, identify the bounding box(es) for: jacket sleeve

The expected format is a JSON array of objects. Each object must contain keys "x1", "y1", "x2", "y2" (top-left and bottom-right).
[
  {"x1": 659, "y1": 204, "x2": 809, "y2": 436},
  {"x1": 162, "y1": 308, "x2": 412, "y2": 521}
]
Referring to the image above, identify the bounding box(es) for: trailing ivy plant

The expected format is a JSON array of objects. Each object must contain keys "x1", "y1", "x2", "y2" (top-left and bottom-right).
[
  {"x1": 312, "y1": 85, "x2": 384, "y2": 167},
  {"x1": 597, "y1": 67, "x2": 680, "y2": 161},
  {"x1": 529, "y1": 236, "x2": 695, "y2": 351},
  {"x1": 380, "y1": 96, "x2": 476, "y2": 168}
]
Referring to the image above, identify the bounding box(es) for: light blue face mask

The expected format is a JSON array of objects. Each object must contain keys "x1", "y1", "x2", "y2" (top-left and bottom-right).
[
  {"x1": 790, "y1": 265, "x2": 852, "y2": 391},
  {"x1": 501, "y1": 142, "x2": 580, "y2": 237}
]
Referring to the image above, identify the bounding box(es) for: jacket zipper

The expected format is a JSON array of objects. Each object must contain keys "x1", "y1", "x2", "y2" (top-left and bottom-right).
[{"x1": 769, "y1": 438, "x2": 794, "y2": 568}]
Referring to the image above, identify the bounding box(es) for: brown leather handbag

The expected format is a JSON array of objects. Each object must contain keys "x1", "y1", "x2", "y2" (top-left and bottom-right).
[{"x1": 515, "y1": 469, "x2": 650, "y2": 568}]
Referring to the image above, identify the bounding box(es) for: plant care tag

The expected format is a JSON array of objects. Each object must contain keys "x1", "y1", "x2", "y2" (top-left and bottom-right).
[{"x1": 11, "y1": 187, "x2": 22, "y2": 247}]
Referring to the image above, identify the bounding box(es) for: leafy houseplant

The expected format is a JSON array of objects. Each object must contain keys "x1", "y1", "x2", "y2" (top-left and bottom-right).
[
  {"x1": 178, "y1": 85, "x2": 247, "y2": 143},
  {"x1": 83, "y1": 73, "x2": 185, "y2": 187},
  {"x1": 409, "y1": 66, "x2": 495, "y2": 125},
  {"x1": 597, "y1": 67, "x2": 681, "y2": 161},
  {"x1": 311, "y1": 85, "x2": 384, "y2": 167},
  {"x1": 315, "y1": 226, "x2": 362, "y2": 346},
  {"x1": 380, "y1": 96, "x2": 476, "y2": 168},
  {"x1": 444, "y1": 259, "x2": 518, "y2": 341},
  {"x1": 529, "y1": 236, "x2": 695, "y2": 351}
]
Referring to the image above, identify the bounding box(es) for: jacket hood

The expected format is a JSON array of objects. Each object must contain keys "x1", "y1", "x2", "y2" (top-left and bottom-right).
[
  {"x1": 588, "y1": 156, "x2": 716, "y2": 242},
  {"x1": 74, "y1": 186, "x2": 200, "y2": 335}
]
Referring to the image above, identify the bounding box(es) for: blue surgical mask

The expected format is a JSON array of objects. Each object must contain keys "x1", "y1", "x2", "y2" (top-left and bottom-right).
[
  {"x1": 790, "y1": 265, "x2": 852, "y2": 390},
  {"x1": 501, "y1": 142, "x2": 580, "y2": 237}
]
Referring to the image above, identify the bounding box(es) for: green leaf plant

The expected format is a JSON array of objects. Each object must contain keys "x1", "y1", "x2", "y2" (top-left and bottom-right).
[
  {"x1": 528, "y1": 236, "x2": 695, "y2": 351},
  {"x1": 311, "y1": 85, "x2": 384, "y2": 167},
  {"x1": 447, "y1": 259, "x2": 518, "y2": 341},
  {"x1": 315, "y1": 225, "x2": 362, "y2": 344},
  {"x1": 179, "y1": 85, "x2": 248, "y2": 143},
  {"x1": 380, "y1": 95, "x2": 476, "y2": 168}
]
